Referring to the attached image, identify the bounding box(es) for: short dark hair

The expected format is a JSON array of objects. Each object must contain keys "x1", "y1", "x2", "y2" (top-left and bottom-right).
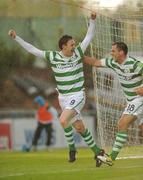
[
  {"x1": 58, "y1": 35, "x2": 73, "y2": 50},
  {"x1": 112, "y1": 41, "x2": 128, "y2": 55}
]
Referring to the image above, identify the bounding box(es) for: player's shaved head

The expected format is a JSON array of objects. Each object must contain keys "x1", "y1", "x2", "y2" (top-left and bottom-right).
[{"x1": 112, "y1": 41, "x2": 128, "y2": 55}]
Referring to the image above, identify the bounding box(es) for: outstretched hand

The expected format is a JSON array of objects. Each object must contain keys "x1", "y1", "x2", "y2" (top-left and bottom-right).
[
  {"x1": 8, "y1": 29, "x2": 16, "y2": 39},
  {"x1": 91, "y1": 12, "x2": 96, "y2": 20}
]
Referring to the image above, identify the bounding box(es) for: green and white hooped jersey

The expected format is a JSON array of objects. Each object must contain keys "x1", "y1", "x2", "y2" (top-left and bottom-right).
[
  {"x1": 44, "y1": 45, "x2": 84, "y2": 95},
  {"x1": 101, "y1": 56, "x2": 143, "y2": 102}
]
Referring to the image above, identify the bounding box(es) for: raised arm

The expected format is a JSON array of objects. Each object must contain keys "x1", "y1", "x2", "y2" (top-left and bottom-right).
[
  {"x1": 8, "y1": 29, "x2": 45, "y2": 58},
  {"x1": 80, "y1": 12, "x2": 96, "y2": 52},
  {"x1": 83, "y1": 56, "x2": 103, "y2": 67}
]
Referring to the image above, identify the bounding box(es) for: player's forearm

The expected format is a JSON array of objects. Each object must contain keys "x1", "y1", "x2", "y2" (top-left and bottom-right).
[
  {"x1": 87, "y1": 19, "x2": 96, "y2": 38},
  {"x1": 135, "y1": 86, "x2": 143, "y2": 96},
  {"x1": 83, "y1": 56, "x2": 102, "y2": 67},
  {"x1": 15, "y1": 36, "x2": 44, "y2": 58},
  {"x1": 81, "y1": 19, "x2": 96, "y2": 52}
]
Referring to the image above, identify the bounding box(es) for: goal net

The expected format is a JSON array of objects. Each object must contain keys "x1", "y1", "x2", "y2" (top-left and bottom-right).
[{"x1": 91, "y1": 8, "x2": 143, "y2": 156}]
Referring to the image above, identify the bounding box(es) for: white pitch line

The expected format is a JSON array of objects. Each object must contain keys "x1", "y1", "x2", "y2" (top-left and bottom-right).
[{"x1": 117, "y1": 156, "x2": 143, "y2": 160}]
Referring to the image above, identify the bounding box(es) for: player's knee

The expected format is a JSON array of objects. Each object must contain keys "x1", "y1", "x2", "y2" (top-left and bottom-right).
[
  {"x1": 75, "y1": 123, "x2": 85, "y2": 133},
  {"x1": 59, "y1": 117, "x2": 68, "y2": 128},
  {"x1": 117, "y1": 121, "x2": 127, "y2": 131}
]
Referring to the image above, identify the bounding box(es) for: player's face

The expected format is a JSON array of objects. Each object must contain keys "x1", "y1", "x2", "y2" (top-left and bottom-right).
[
  {"x1": 110, "y1": 45, "x2": 122, "y2": 62},
  {"x1": 63, "y1": 39, "x2": 76, "y2": 56}
]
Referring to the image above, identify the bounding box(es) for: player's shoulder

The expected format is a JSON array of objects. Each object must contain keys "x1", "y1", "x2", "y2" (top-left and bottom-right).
[
  {"x1": 128, "y1": 56, "x2": 142, "y2": 62},
  {"x1": 75, "y1": 43, "x2": 81, "y2": 50},
  {"x1": 128, "y1": 56, "x2": 138, "y2": 61},
  {"x1": 128, "y1": 56, "x2": 143, "y2": 68},
  {"x1": 104, "y1": 57, "x2": 114, "y2": 63},
  {"x1": 45, "y1": 50, "x2": 58, "y2": 54},
  {"x1": 128, "y1": 56, "x2": 143, "y2": 65},
  {"x1": 45, "y1": 50, "x2": 59, "y2": 59},
  {"x1": 75, "y1": 43, "x2": 84, "y2": 56}
]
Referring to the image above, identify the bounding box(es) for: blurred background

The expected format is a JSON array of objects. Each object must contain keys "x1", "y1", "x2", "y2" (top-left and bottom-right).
[{"x1": 0, "y1": 0, "x2": 142, "y2": 151}]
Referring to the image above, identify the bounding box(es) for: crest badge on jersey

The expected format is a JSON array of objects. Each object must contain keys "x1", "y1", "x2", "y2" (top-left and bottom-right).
[{"x1": 124, "y1": 68, "x2": 130, "y2": 73}]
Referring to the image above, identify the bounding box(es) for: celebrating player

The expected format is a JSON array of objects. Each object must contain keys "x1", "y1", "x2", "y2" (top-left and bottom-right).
[
  {"x1": 84, "y1": 41, "x2": 143, "y2": 166},
  {"x1": 8, "y1": 12, "x2": 105, "y2": 167}
]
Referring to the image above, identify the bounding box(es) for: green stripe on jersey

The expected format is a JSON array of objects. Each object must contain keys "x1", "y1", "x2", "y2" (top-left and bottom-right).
[
  {"x1": 58, "y1": 86, "x2": 83, "y2": 94},
  {"x1": 57, "y1": 77, "x2": 84, "y2": 85},
  {"x1": 123, "y1": 90, "x2": 137, "y2": 96},
  {"x1": 121, "y1": 80, "x2": 142, "y2": 88},
  {"x1": 77, "y1": 45, "x2": 84, "y2": 57}
]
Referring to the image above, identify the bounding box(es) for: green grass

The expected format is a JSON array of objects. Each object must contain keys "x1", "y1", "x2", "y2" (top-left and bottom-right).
[{"x1": 0, "y1": 148, "x2": 143, "y2": 180}]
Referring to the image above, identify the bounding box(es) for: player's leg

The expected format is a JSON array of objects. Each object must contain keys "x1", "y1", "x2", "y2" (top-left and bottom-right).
[
  {"x1": 110, "y1": 114, "x2": 136, "y2": 160},
  {"x1": 67, "y1": 91, "x2": 102, "y2": 156},
  {"x1": 67, "y1": 91, "x2": 104, "y2": 166},
  {"x1": 97, "y1": 97, "x2": 143, "y2": 166},
  {"x1": 59, "y1": 91, "x2": 105, "y2": 164},
  {"x1": 59, "y1": 108, "x2": 77, "y2": 162},
  {"x1": 72, "y1": 119, "x2": 104, "y2": 167},
  {"x1": 72, "y1": 120, "x2": 101, "y2": 155},
  {"x1": 58, "y1": 92, "x2": 84, "y2": 162},
  {"x1": 97, "y1": 114, "x2": 136, "y2": 166},
  {"x1": 110, "y1": 98, "x2": 143, "y2": 161}
]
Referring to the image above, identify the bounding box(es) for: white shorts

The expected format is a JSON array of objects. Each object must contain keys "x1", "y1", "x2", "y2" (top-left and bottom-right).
[
  {"x1": 123, "y1": 96, "x2": 143, "y2": 119},
  {"x1": 58, "y1": 91, "x2": 85, "y2": 122}
]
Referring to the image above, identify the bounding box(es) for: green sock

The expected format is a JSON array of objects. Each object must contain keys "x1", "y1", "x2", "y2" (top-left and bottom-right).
[
  {"x1": 81, "y1": 129, "x2": 101, "y2": 155},
  {"x1": 111, "y1": 131, "x2": 128, "y2": 160},
  {"x1": 64, "y1": 126, "x2": 76, "y2": 151}
]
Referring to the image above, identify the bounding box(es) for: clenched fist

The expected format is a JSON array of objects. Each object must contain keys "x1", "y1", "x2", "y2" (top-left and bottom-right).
[{"x1": 8, "y1": 29, "x2": 16, "y2": 39}]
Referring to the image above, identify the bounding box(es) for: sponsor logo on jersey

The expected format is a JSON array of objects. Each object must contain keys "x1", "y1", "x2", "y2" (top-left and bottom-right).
[
  {"x1": 56, "y1": 61, "x2": 79, "y2": 69},
  {"x1": 124, "y1": 68, "x2": 130, "y2": 73},
  {"x1": 119, "y1": 74, "x2": 133, "y2": 81}
]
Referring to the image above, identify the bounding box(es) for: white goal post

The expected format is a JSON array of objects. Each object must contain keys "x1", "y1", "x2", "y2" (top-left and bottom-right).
[{"x1": 90, "y1": 10, "x2": 143, "y2": 153}]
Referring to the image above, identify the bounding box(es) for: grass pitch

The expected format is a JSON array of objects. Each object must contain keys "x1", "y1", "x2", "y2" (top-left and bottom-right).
[{"x1": 0, "y1": 148, "x2": 143, "y2": 180}]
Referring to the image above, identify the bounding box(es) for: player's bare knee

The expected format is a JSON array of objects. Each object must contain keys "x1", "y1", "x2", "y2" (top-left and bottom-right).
[
  {"x1": 118, "y1": 122, "x2": 127, "y2": 131},
  {"x1": 75, "y1": 124, "x2": 85, "y2": 133},
  {"x1": 60, "y1": 117, "x2": 68, "y2": 128}
]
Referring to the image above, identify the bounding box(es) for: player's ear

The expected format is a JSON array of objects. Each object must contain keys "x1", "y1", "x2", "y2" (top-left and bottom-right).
[{"x1": 62, "y1": 44, "x2": 67, "y2": 50}]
